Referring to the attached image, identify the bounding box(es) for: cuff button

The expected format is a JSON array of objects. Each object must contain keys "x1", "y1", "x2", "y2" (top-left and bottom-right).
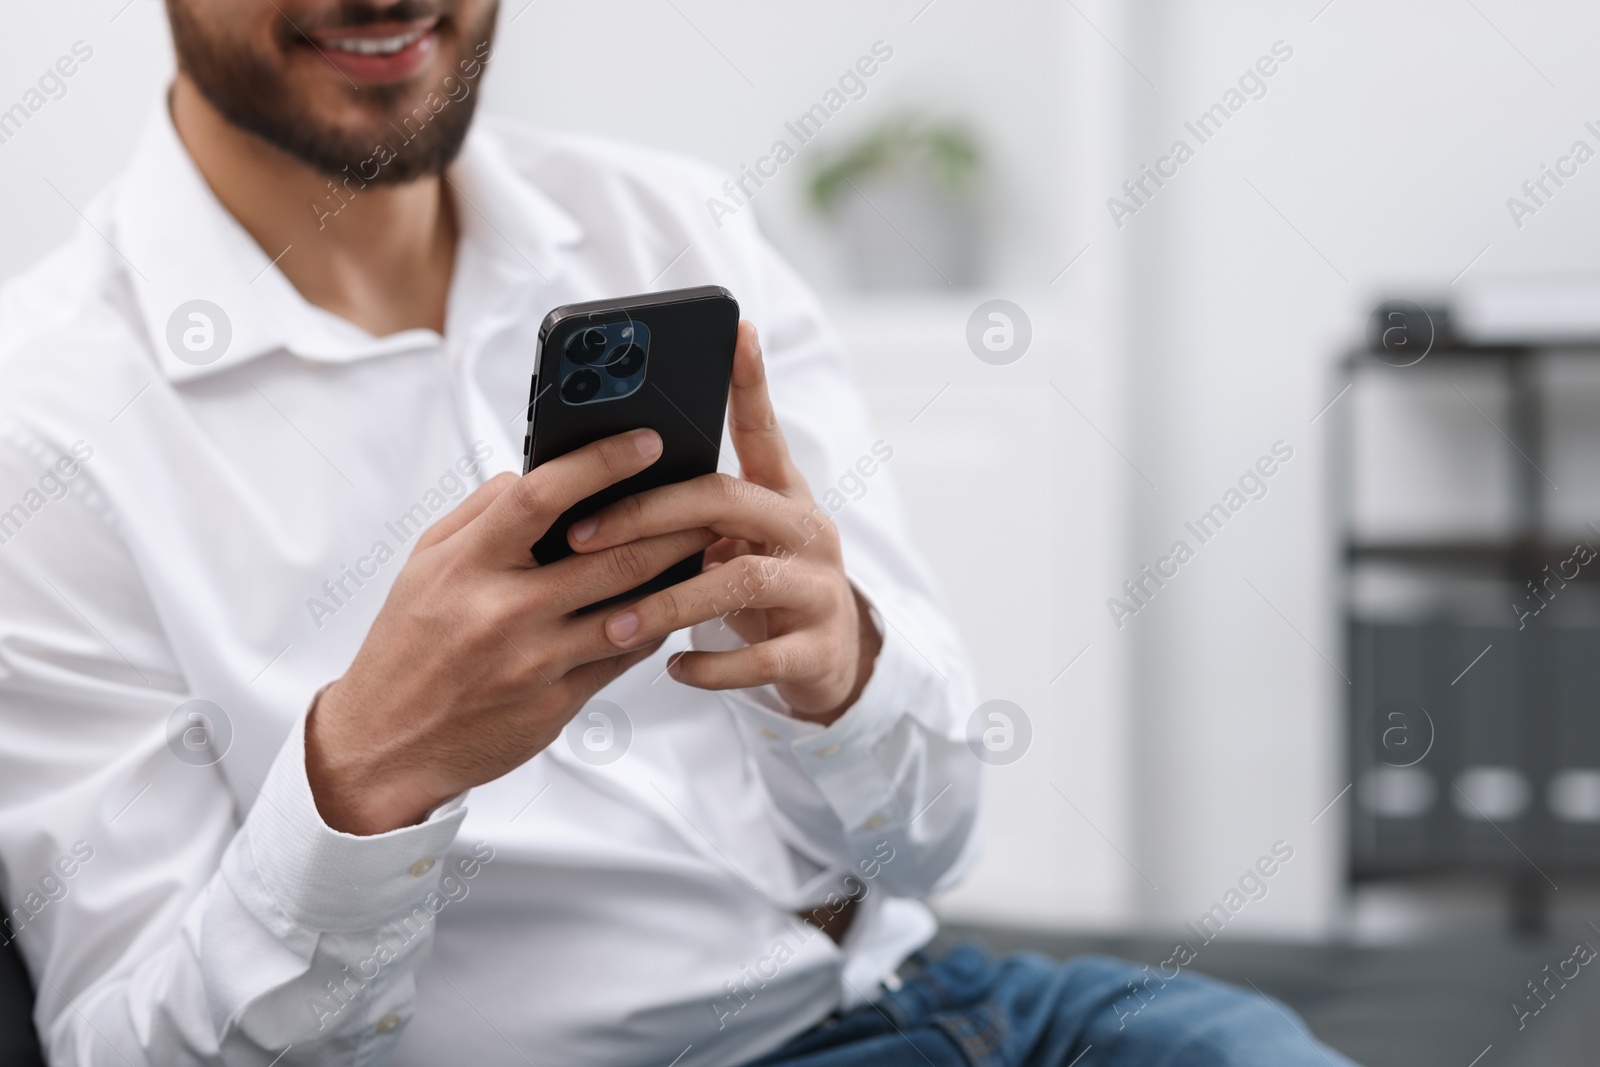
[
  {"x1": 376, "y1": 1013, "x2": 402, "y2": 1034},
  {"x1": 813, "y1": 743, "x2": 842, "y2": 759},
  {"x1": 408, "y1": 856, "x2": 436, "y2": 877}
]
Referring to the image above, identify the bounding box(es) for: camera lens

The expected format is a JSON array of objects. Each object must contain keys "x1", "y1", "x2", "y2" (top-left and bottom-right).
[
  {"x1": 605, "y1": 343, "x2": 645, "y2": 378},
  {"x1": 560, "y1": 368, "x2": 602, "y2": 404},
  {"x1": 568, "y1": 327, "x2": 609, "y2": 365}
]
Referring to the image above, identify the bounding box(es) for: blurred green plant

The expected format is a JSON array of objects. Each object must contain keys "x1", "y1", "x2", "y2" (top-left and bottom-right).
[{"x1": 807, "y1": 113, "x2": 982, "y2": 217}]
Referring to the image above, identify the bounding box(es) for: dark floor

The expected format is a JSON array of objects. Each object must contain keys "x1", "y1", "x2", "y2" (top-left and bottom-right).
[
  {"x1": 936, "y1": 922, "x2": 1600, "y2": 1067},
  {"x1": 0, "y1": 930, "x2": 42, "y2": 1066}
]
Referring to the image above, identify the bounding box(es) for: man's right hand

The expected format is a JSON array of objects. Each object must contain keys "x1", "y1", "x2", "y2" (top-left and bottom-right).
[{"x1": 306, "y1": 429, "x2": 712, "y2": 835}]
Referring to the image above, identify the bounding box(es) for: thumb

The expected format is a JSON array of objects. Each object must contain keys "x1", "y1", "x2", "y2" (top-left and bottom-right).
[{"x1": 728, "y1": 321, "x2": 803, "y2": 495}]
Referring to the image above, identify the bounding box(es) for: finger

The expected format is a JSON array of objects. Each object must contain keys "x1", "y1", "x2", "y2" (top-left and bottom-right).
[
  {"x1": 470, "y1": 429, "x2": 662, "y2": 563},
  {"x1": 702, "y1": 538, "x2": 755, "y2": 568},
  {"x1": 569, "y1": 473, "x2": 826, "y2": 555},
  {"x1": 707, "y1": 590, "x2": 768, "y2": 646},
  {"x1": 539, "y1": 527, "x2": 719, "y2": 614},
  {"x1": 413, "y1": 473, "x2": 515, "y2": 551},
  {"x1": 667, "y1": 634, "x2": 816, "y2": 692},
  {"x1": 601, "y1": 554, "x2": 820, "y2": 651},
  {"x1": 699, "y1": 545, "x2": 768, "y2": 647},
  {"x1": 728, "y1": 321, "x2": 805, "y2": 496}
]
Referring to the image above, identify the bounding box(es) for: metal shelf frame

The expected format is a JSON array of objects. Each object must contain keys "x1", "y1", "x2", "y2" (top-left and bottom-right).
[{"x1": 1332, "y1": 308, "x2": 1600, "y2": 932}]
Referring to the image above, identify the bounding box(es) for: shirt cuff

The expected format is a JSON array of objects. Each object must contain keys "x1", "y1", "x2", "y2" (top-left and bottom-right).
[
  {"x1": 238, "y1": 711, "x2": 468, "y2": 933},
  {"x1": 718, "y1": 595, "x2": 925, "y2": 833}
]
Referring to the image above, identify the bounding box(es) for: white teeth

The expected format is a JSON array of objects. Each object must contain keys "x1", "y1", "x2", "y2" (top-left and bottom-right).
[{"x1": 323, "y1": 27, "x2": 428, "y2": 56}]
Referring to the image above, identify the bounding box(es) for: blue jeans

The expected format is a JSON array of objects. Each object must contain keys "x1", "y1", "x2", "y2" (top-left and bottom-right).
[{"x1": 750, "y1": 945, "x2": 1361, "y2": 1067}]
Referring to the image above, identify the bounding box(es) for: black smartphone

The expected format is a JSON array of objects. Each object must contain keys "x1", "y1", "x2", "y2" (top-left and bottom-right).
[{"x1": 521, "y1": 285, "x2": 740, "y2": 610}]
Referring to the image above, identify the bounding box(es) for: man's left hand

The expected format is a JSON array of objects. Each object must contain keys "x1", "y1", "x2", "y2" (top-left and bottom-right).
[{"x1": 567, "y1": 321, "x2": 881, "y2": 724}]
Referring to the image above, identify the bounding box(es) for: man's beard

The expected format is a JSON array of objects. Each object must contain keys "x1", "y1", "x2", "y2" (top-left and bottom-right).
[{"x1": 166, "y1": 0, "x2": 497, "y2": 184}]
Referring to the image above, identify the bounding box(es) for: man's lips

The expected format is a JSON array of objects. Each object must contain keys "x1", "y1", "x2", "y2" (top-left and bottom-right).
[{"x1": 301, "y1": 17, "x2": 442, "y2": 83}]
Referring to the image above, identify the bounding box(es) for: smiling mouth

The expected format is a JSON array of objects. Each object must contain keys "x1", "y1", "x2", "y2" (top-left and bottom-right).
[
  {"x1": 298, "y1": 15, "x2": 443, "y2": 82},
  {"x1": 318, "y1": 21, "x2": 436, "y2": 56}
]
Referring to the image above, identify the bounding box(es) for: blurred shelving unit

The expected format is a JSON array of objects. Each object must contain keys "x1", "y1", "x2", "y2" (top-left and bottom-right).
[{"x1": 1336, "y1": 298, "x2": 1600, "y2": 933}]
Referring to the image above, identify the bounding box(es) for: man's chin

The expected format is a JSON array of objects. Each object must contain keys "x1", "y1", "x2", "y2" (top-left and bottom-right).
[
  {"x1": 168, "y1": 0, "x2": 494, "y2": 187},
  {"x1": 262, "y1": 89, "x2": 479, "y2": 186}
]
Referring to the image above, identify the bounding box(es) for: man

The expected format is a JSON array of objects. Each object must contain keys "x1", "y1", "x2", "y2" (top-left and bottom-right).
[{"x1": 0, "y1": 1, "x2": 1359, "y2": 1064}]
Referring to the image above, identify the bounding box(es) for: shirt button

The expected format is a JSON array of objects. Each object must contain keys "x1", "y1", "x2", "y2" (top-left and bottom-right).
[
  {"x1": 408, "y1": 856, "x2": 436, "y2": 877},
  {"x1": 862, "y1": 814, "x2": 887, "y2": 831},
  {"x1": 759, "y1": 728, "x2": 780, "y2": 742},
  {"x1": 375, "y1": 1013, "x2": 401, "y2": 1034},
  {"x1": 813, "y1": 744, "x2": 842, "y2": 759}
]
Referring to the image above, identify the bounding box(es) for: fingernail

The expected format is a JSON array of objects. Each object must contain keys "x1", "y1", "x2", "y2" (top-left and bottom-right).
[
  {"x1": 571, "y1": 516, "x2": 598, "y2": 543},
  {"x1": 635, "y1": 430, "x2": 662, "y2": 459},
  {"x1": 608, "y1": 611, "x2": 639, "y2": 644},
  {"x1": 667, "y1": 654, "x2": 684, "y2": 679}
]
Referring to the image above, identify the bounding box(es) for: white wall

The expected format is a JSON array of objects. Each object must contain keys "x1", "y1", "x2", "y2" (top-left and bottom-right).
[
  {"x1": 0, "y1": 2, "x2": 171, "y2": 265},
  {"x1": 0, "y1": 1, "x2": 1136, "y2": 929},
  {"x1": 1120, "y1": 0, "x2": 1600, "y2": 937}
]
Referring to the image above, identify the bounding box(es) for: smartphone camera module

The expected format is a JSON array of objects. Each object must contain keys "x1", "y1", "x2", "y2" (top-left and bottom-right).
[
  {"x1": 558, "y1": 318, "x2": 650, "y2": 405},
  {"x1": 560, "y1": 368, "x2": 602, "y2": 404},
  {"x1": 568, "y1": 327, "x2": 609, "y2": 366},
  {"x1": 605, "y1": 343, "x2": 645, "y2": 378}
]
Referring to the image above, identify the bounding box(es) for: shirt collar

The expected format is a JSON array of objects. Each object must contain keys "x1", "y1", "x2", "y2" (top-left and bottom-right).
[{"x1": 115, "y1": 97, "x2": 584, "y2": 384}]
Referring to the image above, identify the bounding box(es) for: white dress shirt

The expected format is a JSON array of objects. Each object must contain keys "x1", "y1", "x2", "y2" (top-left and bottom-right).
[{"x1": 0, "y1": 98, "x2": 981, "y2": 1067}]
